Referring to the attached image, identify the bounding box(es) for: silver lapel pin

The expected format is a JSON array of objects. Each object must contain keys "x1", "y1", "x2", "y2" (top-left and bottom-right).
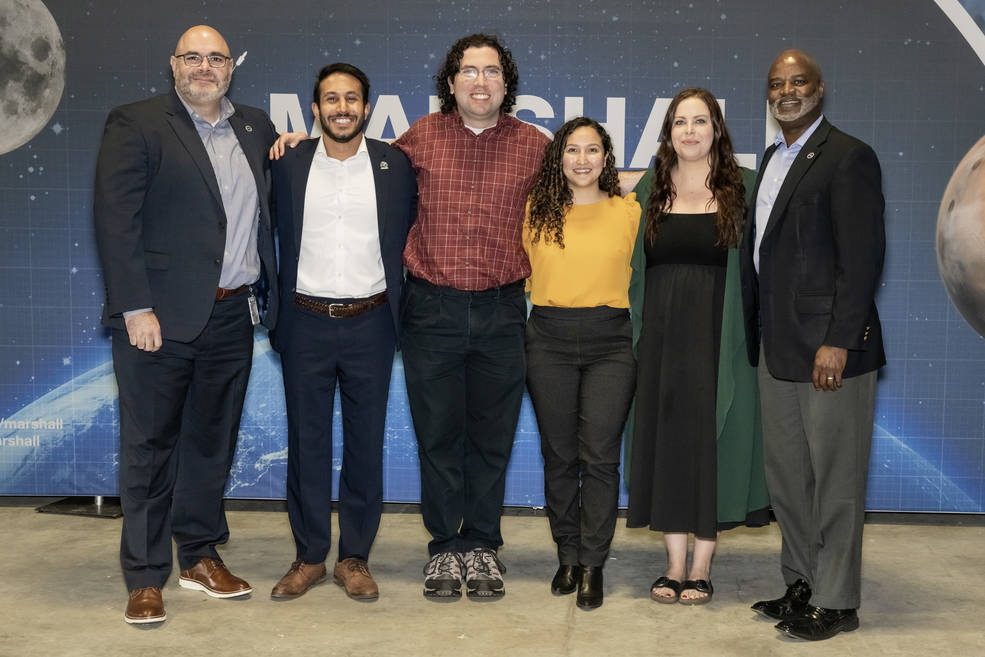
[
  {"x1": 245, "y1": 124, "x2": 253, "y2": 132},
  {"x1": 806, "y1": 151, "x2": 815, "y2": 159},
  {"x1": 379, "y1": 161, "x2": 389, "y2": 170}
]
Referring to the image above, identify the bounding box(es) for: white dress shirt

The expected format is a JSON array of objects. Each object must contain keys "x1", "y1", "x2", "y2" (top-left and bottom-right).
[{"x1": 296, "y1": 136, "x2": 385, "y2": 299}]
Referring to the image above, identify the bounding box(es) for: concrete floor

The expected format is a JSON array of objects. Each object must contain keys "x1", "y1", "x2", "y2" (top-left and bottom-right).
[{"x1": 1, "y1": 504, "x2": 983, "y2": 657}]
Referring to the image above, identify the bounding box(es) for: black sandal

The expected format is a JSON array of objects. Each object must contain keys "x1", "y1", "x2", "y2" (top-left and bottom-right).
[
  {"x1": 679, "y1": 579, "x2": 714, "y2": 605},
  {"x1": 650, "y1": 576, "x2": 683, "y2": 604}
]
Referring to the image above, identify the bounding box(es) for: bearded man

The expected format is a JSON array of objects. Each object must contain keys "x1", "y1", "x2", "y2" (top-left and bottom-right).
[
  {"x1": 266, "y1": 63, "x2": 417, "y2": 603},
  {"x1": 94, "y1": 25, "x2": 279, "y2": 624},
  {"x1": 739, "y1": 49, "x2": 886, "y2": 641}
]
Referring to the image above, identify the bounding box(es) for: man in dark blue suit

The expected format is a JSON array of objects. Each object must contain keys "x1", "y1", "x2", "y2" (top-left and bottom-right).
[
  {"x1": 268, "y1": 63, "x2": 417, "y2": 602},
  {"x1": 94, "y1": 25, "x2": 279, "y2": 624},
  {"x1": 740, "y1": 49, "x2": 885, "y2": 641}
]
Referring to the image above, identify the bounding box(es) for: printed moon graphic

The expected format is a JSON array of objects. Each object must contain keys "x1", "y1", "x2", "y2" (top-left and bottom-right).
[
  {"x1": 0, "y1": 0, "x2": 66, "y2": 154},
  {"x1": 937, "y1": 134, "x2": 985, "y2": 337}
]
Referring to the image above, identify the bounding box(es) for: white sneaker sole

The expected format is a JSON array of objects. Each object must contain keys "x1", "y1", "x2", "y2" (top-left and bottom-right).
[
  {"x1": 178, "y1": 577, "x2": 253, "y2": 598},
  {"x1": 124, "y1": 612, "x2": 166, "y2": 624}
]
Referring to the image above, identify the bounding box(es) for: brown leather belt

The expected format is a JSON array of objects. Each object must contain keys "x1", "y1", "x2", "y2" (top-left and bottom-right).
[
  {"x1": 294, "y1": 291, "x2": 387, "y2": 318},
  {"x1": 216, "y1": 284, "x2": 248, "y2": 300}
]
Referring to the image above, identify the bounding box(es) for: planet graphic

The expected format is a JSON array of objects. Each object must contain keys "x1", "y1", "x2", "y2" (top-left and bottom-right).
[
  {"x1": 0, "y1": 0, "x2": 66, "y2": 154},
  {"x1": 937, "y1": 134, "x2": 985, "y2": 337}
]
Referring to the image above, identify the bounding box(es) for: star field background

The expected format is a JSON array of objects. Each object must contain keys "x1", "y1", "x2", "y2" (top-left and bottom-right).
[{"x1": 2, "y1": 0, "x2": 985, "y2": 511}]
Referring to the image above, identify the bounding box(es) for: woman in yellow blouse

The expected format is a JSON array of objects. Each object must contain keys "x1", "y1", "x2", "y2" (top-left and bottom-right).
[{"x1": 523, "y1": 117, "x2": 641, "y2": 610}]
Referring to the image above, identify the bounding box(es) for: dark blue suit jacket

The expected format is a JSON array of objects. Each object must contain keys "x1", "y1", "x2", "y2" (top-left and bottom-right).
[
  {"x1": 739, "y1": 118, "x2": 886, "y2": 381},
  {"x1": 94, "y1": 90, "x2": 279, "y2": 342},
  {"x1": 269, "y1": 137, "x2": 417, "y2": 351}
]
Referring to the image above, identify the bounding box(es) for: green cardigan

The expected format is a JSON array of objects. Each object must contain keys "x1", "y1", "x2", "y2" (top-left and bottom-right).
[{"x1": 623, "y1": 167, "x2": 769, "y2": 524}]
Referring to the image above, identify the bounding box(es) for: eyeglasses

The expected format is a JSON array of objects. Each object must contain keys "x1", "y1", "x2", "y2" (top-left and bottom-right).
[
  {"x1": 458, "y1": 66, "x2": 503, "y2": 81},
  {"x1": 174, "y1": 52, "x2": 232, "y2": 68}
]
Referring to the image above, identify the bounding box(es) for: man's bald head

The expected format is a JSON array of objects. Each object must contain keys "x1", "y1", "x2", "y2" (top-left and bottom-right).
[
  {"x1": 767, "y1": 48, "x2": 825, "y2": 142},
  {"x1": 769, "y1": 49, "x2": 823, "y2": 84},
  {"x1": 174, "y1": 25, "x2": 230, "y2": 58},
  {"x1": 170, "y1": 25, "x2": 233, "y2": 113}
]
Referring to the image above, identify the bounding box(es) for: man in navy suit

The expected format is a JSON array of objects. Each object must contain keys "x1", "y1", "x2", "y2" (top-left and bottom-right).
[
  {"x1": 740, "y1": 49, "x2": 885, "y2": 641},
  {"x1": 94, "y1": 25, "x2": 279, "y2": 624},
  {"x1": 268, "y1": 63, "x2": 417, "y2": 602}
]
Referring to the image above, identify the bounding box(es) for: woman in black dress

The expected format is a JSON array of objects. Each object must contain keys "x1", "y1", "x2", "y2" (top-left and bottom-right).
[{"x1": 626, "y1": 88, "x2": 769, "y2": 605}]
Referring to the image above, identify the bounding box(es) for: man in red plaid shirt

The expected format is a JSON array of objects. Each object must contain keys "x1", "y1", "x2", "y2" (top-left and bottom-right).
[{"x1": 394, "y1": 33, "x2": 549, "y2": 602}]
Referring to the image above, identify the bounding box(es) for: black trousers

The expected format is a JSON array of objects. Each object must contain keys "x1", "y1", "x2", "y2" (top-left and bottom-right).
[
  {"x1": 279, "y1": 301, "x2": 395, "y2": 564},
  {"x1": 525, "y1": 306, "x2": 636, "y2": 567},
  {"x1": 113, "y1": 291, "x2": 253, "y2": 591},
  {"x1": 401, "y1": 276, "x2": 526, "y2": 556}
]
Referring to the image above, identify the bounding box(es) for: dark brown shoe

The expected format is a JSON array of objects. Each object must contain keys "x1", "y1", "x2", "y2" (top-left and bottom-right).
[
  {"x1": 271, "y1": 560, "x2": 327, "y2": 599},
  {"x1": 124, "y1": 587, "x2": 165, "y2": 624},
  {"x1": 178, "y1": 557, "x2": 252, "y2": 598},
  {"x1": 333, "y1": 557, "x2": 379, "y2": 601}
]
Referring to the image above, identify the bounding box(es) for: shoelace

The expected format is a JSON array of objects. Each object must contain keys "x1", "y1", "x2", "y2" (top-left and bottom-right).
[
  {"x1": 346, "y1": 560, "x2": 371, "y2": 576},
  {"x1": 469, "y1": 549, "x2": 500, "y2": 577},
  {"x1": 429, "y1": 552, "x2": 460, "y2": 577}
]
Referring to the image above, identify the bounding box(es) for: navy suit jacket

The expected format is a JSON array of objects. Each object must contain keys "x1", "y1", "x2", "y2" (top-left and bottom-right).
[
  {"x1": 94, "y1": 90, "x2": 279, "y2": 342},
  {"x1": 269, "y1": 137, "x2": 417, "y2": 351},
  {"x1": 739, "y1": 118, "x2": 886, "y2": 381}
]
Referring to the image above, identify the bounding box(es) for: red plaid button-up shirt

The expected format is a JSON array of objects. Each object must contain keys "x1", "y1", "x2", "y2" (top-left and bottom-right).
[{"x1": 395, "y1": 110, "x2": 549, "y2": 291}]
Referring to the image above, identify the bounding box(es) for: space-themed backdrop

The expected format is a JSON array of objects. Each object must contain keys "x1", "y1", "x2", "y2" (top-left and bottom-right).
[{"x1": 2, "y1": 0, "x2": 985, "y2": 512}]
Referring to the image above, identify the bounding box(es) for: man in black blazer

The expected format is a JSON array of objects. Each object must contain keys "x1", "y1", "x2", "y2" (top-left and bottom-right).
[
  {"x1": 739, "y1": 49, "x2": 885, "y2": 641},
  {"x1": 94, "y1": 25, "x2": 278, "y2": 624},
  {"x1": 267, "y1": 63, "x2": 416, "y2": 602}
]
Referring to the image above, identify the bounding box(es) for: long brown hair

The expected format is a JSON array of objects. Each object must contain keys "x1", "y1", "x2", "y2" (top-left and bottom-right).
[
  {"x1": 644, "y1": 88, "x2": 745, "y2": 248},
  {"x1": 526, "y1": 117, "x2": 621, "y2": 249}
]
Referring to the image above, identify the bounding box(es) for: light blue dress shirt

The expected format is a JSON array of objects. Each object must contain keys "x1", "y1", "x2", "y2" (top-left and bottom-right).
[{"x1": 753, "y1": 114, "x2": 824, "y2": 273}]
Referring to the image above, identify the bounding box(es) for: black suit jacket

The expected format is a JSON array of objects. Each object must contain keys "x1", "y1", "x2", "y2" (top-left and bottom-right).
[
  {"x1": 269, "y1": 137, "x2": 417, "y2": 350},
  {"x1": 94, "y1": 90, "x2": 279, "y2": 342},
  {"x1": 739, "y1": 118, "x2": 886, "y2": 381}
]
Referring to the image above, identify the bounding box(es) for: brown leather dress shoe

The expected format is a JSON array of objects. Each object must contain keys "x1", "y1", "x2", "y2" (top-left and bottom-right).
[
  {"x1": 124, "y1": 587, "x2": 166, "y2": 624},
  {"x1": 333, "y1": 557, "x2": 379, "y2": 601},
  {"x1": 271, "y1": 560, "x2": 327, "y2": 599},
  {"x1": 178, "y1": 557, "x2": 253, "y2": 598}
]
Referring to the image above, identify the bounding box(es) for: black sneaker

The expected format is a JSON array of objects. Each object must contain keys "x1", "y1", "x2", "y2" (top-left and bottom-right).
[
  {"x1": 464, "y1": 547, "x2": 505, "y2": 600},
  {"x1": 423, "y1": 551, "x2": 464, "y2": 600}
]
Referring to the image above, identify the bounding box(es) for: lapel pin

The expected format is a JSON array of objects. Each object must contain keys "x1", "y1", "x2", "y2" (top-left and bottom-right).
[
  {"x1": 379, "y1": 161, "x2": 389, "y2": 170},
  {"x1": 806, "y1": 152, "x2": 815, "y2": 159},
  {"x1": 245, "y1": 124, "x2": 253, "y2": 132}
]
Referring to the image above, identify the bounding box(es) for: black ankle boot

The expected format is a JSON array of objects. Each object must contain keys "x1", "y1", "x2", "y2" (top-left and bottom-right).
[
  {"x1": 576, "y1": 566, "x2": 603, "y2": 609},
  {"x1": 551, "y1": 565, "x2": 579, "y2": 595}
]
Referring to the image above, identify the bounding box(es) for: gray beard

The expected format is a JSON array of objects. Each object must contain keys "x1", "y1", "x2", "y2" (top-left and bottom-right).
[
  {"x1": 769, "y1": 90, "x2": 821, "y2": 123},
  {"x1": 176, "y1": 76, "x2": 229, "y2": 105}
]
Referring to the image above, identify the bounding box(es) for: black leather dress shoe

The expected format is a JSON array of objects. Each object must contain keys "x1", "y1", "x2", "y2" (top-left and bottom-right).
[
  {"x1": 775, "y1": 605, "x2": 859, "y2": 641},
  {"x1": 576, "y1": 566, "x2": 603, "y2": 610},
  {"x1": 751, "y1": 579, "x2": 812, "y2": 621},
  {"x1": 551, "y1": 565, "x2": 580, "y2": 596}
]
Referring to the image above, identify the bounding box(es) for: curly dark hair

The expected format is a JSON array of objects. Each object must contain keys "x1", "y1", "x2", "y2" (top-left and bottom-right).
[
  {"x1": 526, "y1": 117, "x2": 621, "y2": 249},
  {"x1": 435, "y1": 33, "x2": 519, "y2": 115},
  {"x1": 644, "y1": 87, "x2": 745, "y2": 248}
]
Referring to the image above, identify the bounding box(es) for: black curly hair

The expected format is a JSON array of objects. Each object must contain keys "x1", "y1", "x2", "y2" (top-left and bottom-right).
[
  {"x1": 526, "y1": 117, "x2": 621, "y2": 249},
  {"x1": 436, "y1": 33, "x2": 519, "y2": 115}
]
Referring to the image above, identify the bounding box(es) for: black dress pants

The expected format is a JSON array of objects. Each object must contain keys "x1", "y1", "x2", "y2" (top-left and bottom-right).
[
  {"x1": 525, "y1": 306, "x2": 636, "y2": 567},
  {"x1": 401, "y1": 276, "x2": 526, "y2": 556},
  {"x1": 113, "y1": 291, "x2": 254, "y2": 591},
  {"x1": 279, "y1": 300, "x2": 395, "y2": 564}
]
